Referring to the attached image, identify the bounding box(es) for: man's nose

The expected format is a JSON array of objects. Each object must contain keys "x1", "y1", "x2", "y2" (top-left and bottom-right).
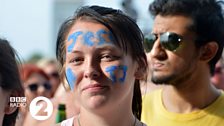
[{"x1": 149, "y1": 39, "x2": 167, "y2": 60}]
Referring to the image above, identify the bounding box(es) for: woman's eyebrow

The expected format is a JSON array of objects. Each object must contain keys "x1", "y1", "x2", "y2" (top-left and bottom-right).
[
  {"x1": 95, "y1": 45, "x2": 118, "y2": 52},
  {"x1": 69, "y1": 50, "x2": 82, "y2": 54}
]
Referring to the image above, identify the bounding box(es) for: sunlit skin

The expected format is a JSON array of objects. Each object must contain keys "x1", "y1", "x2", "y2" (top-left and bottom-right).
[{"x1": 64, "y1": 20, "x2": 140, "y2": 125}]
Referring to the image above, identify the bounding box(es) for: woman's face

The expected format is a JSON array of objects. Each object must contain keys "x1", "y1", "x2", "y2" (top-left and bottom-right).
[
  {"x1": 64, "y1": 20, "x2": 140, "y2": 110},
  {"x1": 24, "y1": 73, "x2": 52, "y2": 105}
]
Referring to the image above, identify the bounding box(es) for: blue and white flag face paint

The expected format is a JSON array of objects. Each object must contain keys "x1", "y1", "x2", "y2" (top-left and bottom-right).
[
  {"x1": 105, "y1": 65, "x2": 128, "y2": 84},
  {"x1": 65, "y1": 67, "x2": 77, "y2": 90}
]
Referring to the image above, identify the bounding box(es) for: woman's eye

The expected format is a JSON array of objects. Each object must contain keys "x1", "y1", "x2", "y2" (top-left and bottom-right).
[
  {"x1": 101, "y1": 55, "x2": 120, "y2": 61},
  {"x1": 69, "y1": 57, "x2": 84, "y2": 65}
]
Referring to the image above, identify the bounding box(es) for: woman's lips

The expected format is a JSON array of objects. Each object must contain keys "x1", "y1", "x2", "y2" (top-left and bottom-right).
[{"x1": 82, "y1": 84, "x2": 109, "y2": 92}]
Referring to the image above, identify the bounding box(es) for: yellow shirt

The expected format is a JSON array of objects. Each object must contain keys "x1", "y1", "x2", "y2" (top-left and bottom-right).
[{"x1": 141, "y1": 89, "x2": 224, "y2": 126}]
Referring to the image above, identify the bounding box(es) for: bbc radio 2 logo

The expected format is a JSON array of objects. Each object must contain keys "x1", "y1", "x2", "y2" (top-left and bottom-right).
[
  {"x1": 10, "y1": 97, "x2": 27, "y2": 107},
  {"x1": 29, "y1": 96, "x2": 53, "y2": 120},
  {"x1": 10, "y1": 96, "x2": 53, "y2": 120}
]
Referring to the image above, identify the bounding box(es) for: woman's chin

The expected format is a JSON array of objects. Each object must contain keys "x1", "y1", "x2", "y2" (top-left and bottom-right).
[{"x1": 84, "y1": 95, "x2": 109, "y2": 109}]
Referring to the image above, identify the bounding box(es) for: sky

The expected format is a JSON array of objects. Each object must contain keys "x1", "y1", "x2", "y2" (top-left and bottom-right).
[
  {"x1": 0, "y1": 0, "x2": 54, "y2": 61},
  {"x1": 0, "y1": 0, "x2": 153, "y2": 61}
]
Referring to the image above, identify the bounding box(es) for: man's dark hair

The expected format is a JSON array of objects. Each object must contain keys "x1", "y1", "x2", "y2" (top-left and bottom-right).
[{"x1": 149, "y1": 0, "x2": 224, "y2": 74}]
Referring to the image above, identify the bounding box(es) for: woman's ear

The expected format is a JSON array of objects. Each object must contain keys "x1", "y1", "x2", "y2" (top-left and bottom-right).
[
  {"x1": 4, "y1": 91, "x2": 20, "y2": 115},
  {"x1": 199, "y1": 41, "x2": 218, "y2": 62}
]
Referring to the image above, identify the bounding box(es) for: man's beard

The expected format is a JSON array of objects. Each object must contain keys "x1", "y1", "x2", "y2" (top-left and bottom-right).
[
  {"x1": 151, "y1": 72, "x2": 176, "y2": 85},
  {"x1": 151, "y1": 67, "x2": 194, "y2": 86}
]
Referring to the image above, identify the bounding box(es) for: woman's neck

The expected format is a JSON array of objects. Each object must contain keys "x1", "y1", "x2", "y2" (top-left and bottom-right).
[{"x1": 76, "y1": 108, "x2": 135, "y2": 126}]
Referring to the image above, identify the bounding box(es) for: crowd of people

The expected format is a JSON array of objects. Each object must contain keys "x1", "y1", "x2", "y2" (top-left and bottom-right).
[{"x1": 0, "y1": 0, "x2": 224, "y2": 126}]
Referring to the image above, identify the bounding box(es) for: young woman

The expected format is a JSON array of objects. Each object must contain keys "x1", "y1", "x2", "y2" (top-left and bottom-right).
[{"x1": 55, "y1": 5, "x2": 148, "y2": 126}]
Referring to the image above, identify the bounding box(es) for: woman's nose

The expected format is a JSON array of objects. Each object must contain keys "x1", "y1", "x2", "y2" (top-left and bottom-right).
[{"x1": 84, "y1": 60, "x2": 100, "y2": 79}]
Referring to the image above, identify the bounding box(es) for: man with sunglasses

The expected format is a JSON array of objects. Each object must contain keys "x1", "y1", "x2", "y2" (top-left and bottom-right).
[{"x1": 141, "y1": 0, "x2": 224, "y2": 126}]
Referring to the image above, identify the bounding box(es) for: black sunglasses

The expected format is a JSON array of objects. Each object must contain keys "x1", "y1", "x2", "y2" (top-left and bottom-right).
[
  {"x1": 144, "y1": 32, "x2": 183, "y2": 52},
  {"x1": 27, "y1": 82, "x2": 52, "y2": 92}
]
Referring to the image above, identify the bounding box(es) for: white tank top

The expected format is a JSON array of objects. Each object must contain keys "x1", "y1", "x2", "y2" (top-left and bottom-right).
[{"x1": 61, "y1": 117, "x2": 74, "y2": 126}]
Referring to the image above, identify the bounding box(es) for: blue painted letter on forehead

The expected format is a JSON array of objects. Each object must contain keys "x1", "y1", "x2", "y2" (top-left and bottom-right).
[
  {"x1": 105, "y1": 65, "x2": 128, "y2": 84},
  {"x1": 83, "y1": 31, "x2": 94, "y2": 46},
  {"x1": 96, "y1": 29, "x2": 114, "y2": 46},
  {"x1": 67, "y1": 29, "x2": 115, "y2": 51},
  {"x1": 67, "y1": 31, "x2": 83, "y2": 52},
  {"x1": 65, "y1": 67, "x2": 77, "y2": 90}
]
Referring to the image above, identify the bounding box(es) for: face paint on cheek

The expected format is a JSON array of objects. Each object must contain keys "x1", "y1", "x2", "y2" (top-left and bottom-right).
[
  {"x1": 96, "y1": 29, "x2": 113, "y2": 45},
  {"x1": 105, "y1": 65, "x2": 128, "y2": 84},
  {"x1": 105, "y1": 66, "x2": 118, "y2": 83},
  {"x1": 118, "y1": 65, "x2": 127, "y2": 82},
  {"x1": 67, "y1": 31, "x2": 83, "y2": 52},
  {"x1": 65, "y1": 68, "x2": 77, "y2": 90},
  {"x1": 83, "y1": 31, "x2": 94, "y2": 46}
]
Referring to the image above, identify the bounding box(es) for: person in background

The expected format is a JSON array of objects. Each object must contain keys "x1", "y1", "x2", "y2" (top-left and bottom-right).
[
  {"x1": 17, "y1": 64, "x2": 52, "y2": 126},
  {"x1": 211, "y1": 57, "x2": 224, "y2": 90},
  {"x1": 141, "y1": 0, "x2": 224, "y2": 126},
  {"x1": 0, "y1": 38, "x2": 24, "y2": 126},
  {"x1": 32, "y1": 79, "x2": 80, "y2": 126},
  {"x1": 37, "y1": 58, "x2": 61, "y2": 97},
  {"x1": 55, "y1": 5, "x2": 148, "y2": 126},
  {"x1": 20, "y1": 64, "x2": 52, "y2": 104}
]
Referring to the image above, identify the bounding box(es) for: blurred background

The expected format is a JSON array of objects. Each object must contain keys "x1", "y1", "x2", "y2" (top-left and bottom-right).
[{"x1": 0, "y1": 0, "x2": 153, "y2": 62}]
